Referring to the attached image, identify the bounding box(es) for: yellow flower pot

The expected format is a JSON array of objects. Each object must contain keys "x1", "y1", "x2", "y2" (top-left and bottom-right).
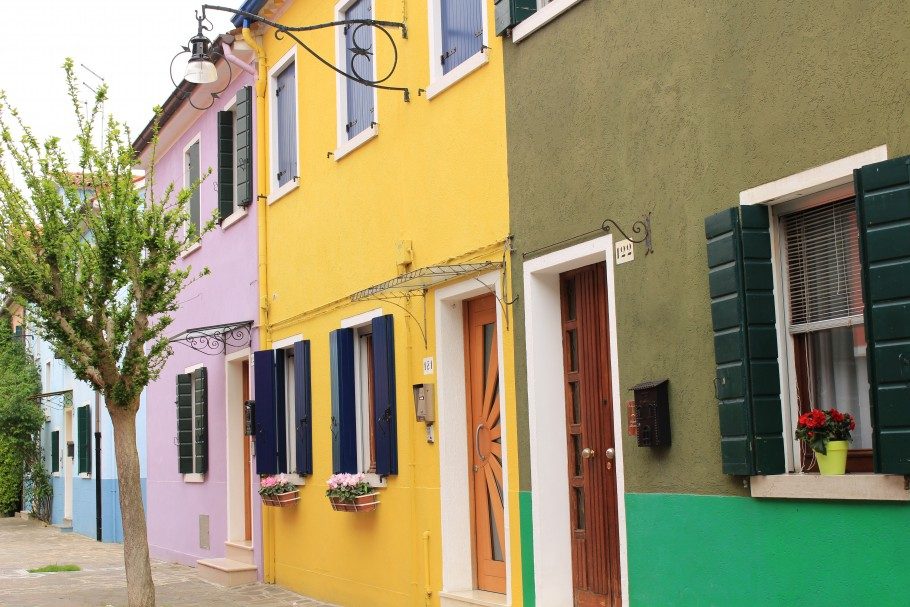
[{"x1": 815, "y1": 440, "x2": 849, "y2": 475}]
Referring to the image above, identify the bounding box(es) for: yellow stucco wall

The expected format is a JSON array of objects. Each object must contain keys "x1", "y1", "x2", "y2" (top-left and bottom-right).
[{"x1": 255, "y1": 1, "x2": 519, "y2": 605}]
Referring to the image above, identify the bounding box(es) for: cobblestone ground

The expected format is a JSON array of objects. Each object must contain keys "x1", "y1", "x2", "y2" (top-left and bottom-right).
[{"x1": 0, "y1": 516, "x2": 331, "y2": 607}]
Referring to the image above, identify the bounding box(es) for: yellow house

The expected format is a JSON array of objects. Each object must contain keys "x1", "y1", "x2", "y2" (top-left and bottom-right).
[{"x1": 237, "y1": 1, "x2": 519, "y2": 605}]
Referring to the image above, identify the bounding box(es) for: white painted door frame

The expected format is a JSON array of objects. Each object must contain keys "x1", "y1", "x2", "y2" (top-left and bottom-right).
[
  {"x1": 522, "y1": 234, "x2": 629, "y2": 607},
  {"x1": 225, "y1": 348, "x2": 251, "y2": 542}
]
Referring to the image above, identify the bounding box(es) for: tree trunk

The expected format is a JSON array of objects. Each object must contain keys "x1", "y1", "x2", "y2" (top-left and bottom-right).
[{"x1": 109, "y1": 401, "x2": 156, "y2": 607}]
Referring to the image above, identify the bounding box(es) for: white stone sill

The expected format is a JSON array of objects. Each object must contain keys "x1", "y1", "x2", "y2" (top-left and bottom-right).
[
  {"x1": 268, "y1": 179, "x2": 299, "y2": 205},
  {"x1": 333, "y1": 125, "x2": 379, "y2": 162},
  {"x1": 220, "y1": 208, "x2": 248, "y2": 231},
  {"x1": 425, "y1": 51, "x2": 490, "y2": 101},
  {"x1": 440, "y1": 589, "x2": 509, "y2": 607},
  {"x1": 183, "y1": 473, "x2": 205, "y2": 484},
  {"x1": 512, "y1": 0, "x2": 587, "y2": 44},
  {"x1": 181, "y1": 241, "x2": 202, "y2": 259},
  {"x1": 751, "y1": 473, "x2": 910, "y2": 501}
]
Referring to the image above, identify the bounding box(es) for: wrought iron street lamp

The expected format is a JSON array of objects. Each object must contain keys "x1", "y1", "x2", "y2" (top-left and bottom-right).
[{"x1": 171, "y1": 4, "x2": 410, "y2": 110}]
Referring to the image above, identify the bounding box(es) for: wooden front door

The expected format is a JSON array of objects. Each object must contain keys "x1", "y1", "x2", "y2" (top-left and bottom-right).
[
  {"x1": 560, "y1": 263, "x2": 621, "y2": 607},
  {"x1": 465, "y1": 295, "x2": 506, "y2": 593},
  {"x1": 242, "y1": 360, "x2": 253, "y2": 541}
]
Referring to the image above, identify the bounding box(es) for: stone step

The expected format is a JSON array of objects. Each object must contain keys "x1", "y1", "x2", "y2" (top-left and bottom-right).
[
  {"x1": 224, "y1": 540, "x2": 254, "y2": 565},
  {"x1": 54, "y1": 519, "x2": 73, "y2": 533},
  {"x1": 196, "y1": 558, "x2": 258, "y2": 587}
]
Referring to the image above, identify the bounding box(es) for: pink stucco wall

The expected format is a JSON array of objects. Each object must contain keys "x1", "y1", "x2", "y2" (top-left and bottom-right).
[{"x1": 141, "y1": 71, "x2": 263, "y2": 575}]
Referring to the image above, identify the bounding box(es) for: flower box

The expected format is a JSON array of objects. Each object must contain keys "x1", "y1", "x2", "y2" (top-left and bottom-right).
[
  {"x1": 262, "y1": 490, "x2": 300, "y2": 508},
  {"x1": 329, "y1": 493, "x2": 379, "y2": 513}
]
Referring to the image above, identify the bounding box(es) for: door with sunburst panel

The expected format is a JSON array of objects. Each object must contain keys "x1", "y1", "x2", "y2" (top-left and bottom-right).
[{"x1": 465, "y1": 294, "x2": 506, "y2": 593}]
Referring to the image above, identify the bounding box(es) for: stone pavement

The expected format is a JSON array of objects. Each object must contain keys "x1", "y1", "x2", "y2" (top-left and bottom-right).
[{"x1": 0, "y1": 516, "x2": 332, "y2": 607}]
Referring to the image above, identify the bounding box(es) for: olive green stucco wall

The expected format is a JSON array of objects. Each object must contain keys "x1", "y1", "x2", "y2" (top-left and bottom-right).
[{"x1": 504, "y1": 0, "x2": 910, "y2": 495}]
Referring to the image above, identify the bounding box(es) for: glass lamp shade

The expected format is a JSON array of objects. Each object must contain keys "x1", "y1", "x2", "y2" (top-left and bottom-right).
[{"x1": 185, "y1": 58, "x2": 218, "y2": 84}]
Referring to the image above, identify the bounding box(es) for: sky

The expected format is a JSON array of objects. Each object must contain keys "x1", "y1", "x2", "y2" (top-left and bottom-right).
[{"x1": 0, "y1": 1, "x2": 237, "y2": 158}]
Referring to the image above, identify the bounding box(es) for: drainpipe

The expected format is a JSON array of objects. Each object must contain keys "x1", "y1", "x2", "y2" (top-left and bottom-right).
[
  {"x1": 221, "y1": 42, "x2": 257, "y2": 77},
  {"x1": 94, "y1": 391, "x2": 102, "y2": 542},
  {"x1": 241, "y1": 22, "x2": 274, "y2": 583}
]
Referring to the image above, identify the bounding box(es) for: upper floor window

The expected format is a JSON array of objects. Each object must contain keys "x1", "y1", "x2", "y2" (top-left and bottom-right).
[
  {"x1": 333, "y1": 0, "x2": 379, "y2": 159},
  {"x1": 217, "y1": 86, "x2": 253, "y2": 223},
  {"x1": 184, "y1": 138, "x2": 201, "y2": 239},
  {"x1": 268, "y1": 50, "x2": 298, "y2": 202},
  {"x1": 426, "y1": 0, "x2": 489, "y2": 98}
]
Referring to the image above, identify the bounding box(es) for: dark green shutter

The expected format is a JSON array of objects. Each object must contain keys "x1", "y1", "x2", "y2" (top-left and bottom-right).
[
  {"x1": 193, "y1": 367, "x2": 209, "y2": 474},
  {"x1": 51, "y1": 430, "x2": 60, "y2": 473},
  {"x1": 705, "y1": 205, "x2": 784, "y2": 475},
  {"x1": 494, "y1": 0, "x2": 536, "y2": 35},
  {"x1": 77, "y1": 405, "x2": 91, "y2": 475},
  {"x1": 235, "y1": 86, "x2": 253, "y2": 208},
  {"x1": 217, "y1": 111, "x2": 235, "y2": 222},
  {"x1": 176, "y1": 373, "x2": 194, "y2": 474},
  {"x1": 855, "y1": 155, "x2": 910, "y2": 473}
]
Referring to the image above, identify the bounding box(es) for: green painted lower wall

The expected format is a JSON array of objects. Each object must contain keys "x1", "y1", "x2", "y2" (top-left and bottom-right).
[
  {"x1": 626, "y1": 493, "x2": 910, "y2": 606},
  {"x1": 519, "y1": 491, "x2": 535, "y2": 606}
]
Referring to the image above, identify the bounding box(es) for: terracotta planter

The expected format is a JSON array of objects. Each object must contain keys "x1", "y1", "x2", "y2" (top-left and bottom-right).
[
  {"x1": 262, "y1": 490, "x2": 300, "y2": 508},
  {"x1": 329, "y1": 493, "x2": 380, "y2": 512}
]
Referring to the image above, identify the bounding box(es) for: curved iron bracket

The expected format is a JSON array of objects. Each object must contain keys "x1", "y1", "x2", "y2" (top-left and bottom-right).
[
  {"x1": 602, "y1": 213, "x2": 653, "y2": 254},
  {"x1": 168, "y1": 320, "x2": 254, "y2": 355},
  {"x1": 197, "y1": 4, "x2": 411, "y2": 102}
]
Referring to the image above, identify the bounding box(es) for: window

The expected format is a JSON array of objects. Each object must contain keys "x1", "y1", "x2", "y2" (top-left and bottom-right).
[
  {"x1": 176, "y1": 367, "x2": 208, "y2": 476},
  {"x1": 426, "y1": 0, "x2": 488, "y2": 99},
  {"x1": 184, "y1": 138, "x2": 201, "y2": 239},
  {"x1": 50, "y1": 430, "x2": 60, "y2": 474},
  {"x1": 274, "y1": 60, "x2": 297, "y2": 193},
  {"x1": 779, "y1": 194, "x2": 872, "y2": 471},
  {"x1": 45, "y1": 360, "x2": 51, "y2": 389},
  {"x1": 334, "y1": 0, "x2": 379, "y2": 158},
  {"x1": 77, "y1": 405, "x2": 91, "y2": 475},
  {"x1": 330, "y1": 313, "x2": 398, "y2": 478}
]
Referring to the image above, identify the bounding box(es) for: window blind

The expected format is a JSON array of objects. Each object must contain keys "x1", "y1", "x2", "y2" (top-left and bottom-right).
[{"x1": 783, "y1": 198, "x2": 864, "y2": 333}]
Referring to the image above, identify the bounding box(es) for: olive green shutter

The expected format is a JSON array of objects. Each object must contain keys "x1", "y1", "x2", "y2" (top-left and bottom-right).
[
  {"x1": 705, "y1": 205, "x2": 784, "y2": 475},
  {"x1": 193, "y1": 367, "x2": 209, "y2": 474},
  {"x1": 176, "y1": 373, "x2": 194, "y2": 474},
  {"x1": 51, "y1": 430, "x2": 60, "y2": 473},
  {"x1": 77, "y1": 405, "x2": 91, "y2": 474},
  {"x1": 494, "y1": 0, "x2": 537, "y2": 35},
  {"x1": 235, "y1": 86, "x2": 253, "y2": 207},
  {"x1": 217, "y1": 111, "x2": 234, "y2": 222},
  {"x1": 855, "y1": 155, "x2": 910, "y2": 473}
]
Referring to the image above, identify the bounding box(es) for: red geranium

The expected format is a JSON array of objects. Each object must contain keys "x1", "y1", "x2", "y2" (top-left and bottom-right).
[{"x1": 795, "y1": 407, "x2": 855, "y2": 455}]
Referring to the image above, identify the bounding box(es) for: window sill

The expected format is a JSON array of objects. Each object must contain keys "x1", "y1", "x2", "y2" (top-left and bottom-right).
[
  {"x1": 268, "y1": 180, "x2": 299, "y2": 205},
  {"x1": 78, "y1": 473, "x2": 91, "y2": 479},
  {"x1": 52, "y1": 472, "x2": 60, "y2": 477},
  {"x1": 363, "y1": 473, "x2": 387, "y2": 489},
  {"x1": 751, "y1": 473, "x2": 910, "y2": 501},
  {"x1": 333, "y1": 125, "x2": 379, "y2": 162},
  {"x1": 220, "y1": 208, "x2": 248, "y2": 231},
  {"x1": 181, "y1": 241, "x2": 202, "y2": 259},
  {"x1": 183, "y1": 473, "x2": 205, "y2": 484},
  {"x1": 285, "y1": 473, "x2": 307, "y2": 486},
  {"x1": 512, "y1": 0, "x2": 587, "y2": 43},
  {"x1": 426, "y1": 51, "x2": 490, "y2": 101}
]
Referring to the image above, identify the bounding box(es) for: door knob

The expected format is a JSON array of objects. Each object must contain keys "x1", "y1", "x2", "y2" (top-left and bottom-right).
[
  {"x1": 605, "y1": 447, "x2": 615, "y2": 460},
  {"x1": 581, "y1": 447, "x2": 595, "y2": 459}
]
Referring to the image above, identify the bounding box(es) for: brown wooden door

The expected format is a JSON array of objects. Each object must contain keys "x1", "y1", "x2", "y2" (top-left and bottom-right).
[
  {"x1": 560, "y1": 263, "x2": 621, "y2": 607},
  {"x1": 242, "y1": 360, "x2": 252, "y2": 541},
  {"x1": 465, "y1": 295, "x2": 506, "y2": 593}
]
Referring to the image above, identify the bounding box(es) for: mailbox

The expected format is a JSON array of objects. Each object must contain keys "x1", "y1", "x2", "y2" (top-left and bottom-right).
[
  {"x1": 244, "y1": 400, "x2": 256, "y2": 436},
  {"x1": 631, "y1": 379, "x2": 670, "y2": 448},
  {"x1": 66, "y1": 441, "x2": 75, "y2": 458},
  {"x1": 413, "y1": 383, "x2": 435, "y2": 425}
]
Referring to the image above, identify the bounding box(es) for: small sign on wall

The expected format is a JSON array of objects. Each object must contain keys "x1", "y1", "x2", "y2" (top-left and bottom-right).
[{"x1": 423, "y1": 357, "x2": 434, "y2": 375}]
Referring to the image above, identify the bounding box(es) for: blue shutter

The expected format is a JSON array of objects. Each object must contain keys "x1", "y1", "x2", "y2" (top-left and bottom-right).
[
  {"x1": 330, "y1": 329, "x2": 357, "y2": 473},
  {"x1": 294, "y1": 340, "x2": 313, "y2": 475},
  {"x1": 344, "y1": 0, "x2": 374, "y2": 139},
  {"x1": 275, "y1": 63, "x2": 297, "y2": 187},
  {"x1": 274, "y1": 348, "x2": 288, "y2": 474},
  {"x1": 854, "y1": 155, "x2": 910, "y2": 473},
  {"x1": 441, "y1": 0, "x2": 484, "y2": 74},
  {"x1": 372, "y1": 315, "x2": 398, "y2": 476},
  {"x1": 254, "y1": 349, "x2": 278, "y2": 474}
]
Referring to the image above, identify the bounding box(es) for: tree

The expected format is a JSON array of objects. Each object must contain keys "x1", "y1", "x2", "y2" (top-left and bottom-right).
[
  {"x1": 0, "y1": 59, "x2": 208, "y2": 607},
  {"x1": 0, "y1": 317, "x2": 43, "y2": 517}
]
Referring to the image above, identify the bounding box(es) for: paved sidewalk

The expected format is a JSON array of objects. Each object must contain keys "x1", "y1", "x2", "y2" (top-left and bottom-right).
[{"x1": 0, "y1": 516, "x2": 330, "y2": 607}]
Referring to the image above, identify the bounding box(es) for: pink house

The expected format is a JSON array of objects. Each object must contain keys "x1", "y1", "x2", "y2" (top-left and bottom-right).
[{"x1": 134, "y1": 35, "x2": 263, "y2": 584}]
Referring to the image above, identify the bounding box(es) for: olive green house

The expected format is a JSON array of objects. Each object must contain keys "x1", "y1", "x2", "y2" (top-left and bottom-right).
[{"x1": 497, "y1": 1, "x2": 910, "y2": 605}]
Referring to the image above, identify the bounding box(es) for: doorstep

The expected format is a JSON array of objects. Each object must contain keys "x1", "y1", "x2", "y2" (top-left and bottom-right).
[
  {"x1": 224, "y1": 539, "x2": 254, "y2": 565},
  {"x1": 439, "y1": 589, "x2": 509, "y2": 607},
  {"x1": 196, "y1": 557, "x2": 258, "y2": 587}
]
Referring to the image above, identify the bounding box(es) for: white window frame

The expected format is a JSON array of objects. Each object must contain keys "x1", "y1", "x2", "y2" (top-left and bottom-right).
[
  {"x1": 267, "y1": 47, "x2": 300, "y2": 204},
  {"x1": 425, "y1": 0, "x2": 491, "y2": 100},
  {"x1": 183, "y1": 133, "x2": 202, "y2": 235},
  {"x1": 183, "y1": 363, "x2": 205, "y2": 483},
  {"x1": 333, "y1": 0, "x2": 379, "y2": 161},
  {"x1": 270, "y1": 334, "x2": 307, "y2": 485},
  {"x1": 512, "y1": 0, "x2": 587, "y2": 44},
  {"x1": 219, "y1": 95, "x2": 248, "y2": 230},
  {"x1": 340, "y1": 308, "x2": 386, "y2": 488},
  {"x1": 738, "y1": 145, "x2": 908, "y2": 501}
]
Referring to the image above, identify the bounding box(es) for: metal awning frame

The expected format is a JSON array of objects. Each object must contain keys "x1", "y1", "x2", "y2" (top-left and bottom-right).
[
  {"x1": 168, "y1": 320, "x2": 254, "y2": 356},
  {"x1": 32, "y1": 389, "x2": 74, "y2": 411}
]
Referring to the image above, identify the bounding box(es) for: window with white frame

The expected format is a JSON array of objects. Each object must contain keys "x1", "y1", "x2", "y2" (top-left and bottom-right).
[
  {"x1": 437, "y1": 0, "x2": 485, "y2": 75},
  {"x1": 337, "y1": 0, "x2": 376, "y2": 143},
  {"x1": 354, "y1": 325, "x2": 377, "y2": 473},
  {"x1": 270, "y1": 55, "x2": 298, "y2": 196},
  {"x1": 282, "y1": 346, "x2": 299, "y2": 474},
  {"x1": 184, "y1": 138, "x2": 201, "y2": 238},
  {"x1": 776, "y1": 188, "x2": 873, "y2": 470}
]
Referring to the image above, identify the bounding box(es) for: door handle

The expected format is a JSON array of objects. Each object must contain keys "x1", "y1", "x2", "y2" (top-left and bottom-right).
[
  {"x1": 605, "y1": 447, "x2": 615, "y2": 460},
  {"x1": 581, "y1": 447, "x2": 595, "y2": 459},
  {"x1": 475, "y1": 423, "x2": 486, "y2": 462}
]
